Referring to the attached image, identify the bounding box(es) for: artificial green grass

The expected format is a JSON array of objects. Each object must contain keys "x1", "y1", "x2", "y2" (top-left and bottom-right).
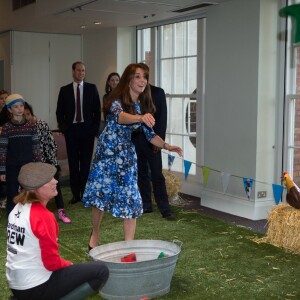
[{"x1": 1, "y1": 186, "x2": 300, "y2": 299}]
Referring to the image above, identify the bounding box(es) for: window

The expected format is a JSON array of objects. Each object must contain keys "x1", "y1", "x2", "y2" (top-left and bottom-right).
[
  {"x1": 159, "y1": 21, "x2": 197, "y2": 94},
  {"x1": 137, "y1": 19, "x2": 198, "y2": 174},
  {"x1": 285, "y1": 95, "x2": 300, "y2": 186},
  {"x1": 137, "y1": 28, "x2": 151, "y2": 64},
  {"x1": 284, "y1": 1, "x2": 300, "y2": 185},
  {"x1": 186, "y1": 94, "x2": 197, "y2": 148},
  {"x1": 285, "y1": 49, "x2": 300, "y2": 186}
]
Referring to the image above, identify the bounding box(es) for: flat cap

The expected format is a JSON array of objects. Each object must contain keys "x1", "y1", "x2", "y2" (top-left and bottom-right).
[{"x1": 18, "y1": 162, "x2": 56, "y2": 191}]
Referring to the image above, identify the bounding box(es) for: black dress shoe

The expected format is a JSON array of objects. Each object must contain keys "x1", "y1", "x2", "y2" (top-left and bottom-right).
[
  {"x1": 162, "y1": 212, "x2": 176, "y2": 221},
  {"x1": 69, "y1": 196, "x2": 81, "y2": 204},
  {"x1": 143, "y1": 208, "x2": 153, "y2": 214}
]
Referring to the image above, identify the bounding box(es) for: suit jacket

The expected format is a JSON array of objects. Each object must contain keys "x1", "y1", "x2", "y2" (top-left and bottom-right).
[
  {"x1": 56, "y1": 82, "x2": 101, "y2": 136},
  {"x1": 150, "y1": 85, "x2": 167, "y2": 140}
]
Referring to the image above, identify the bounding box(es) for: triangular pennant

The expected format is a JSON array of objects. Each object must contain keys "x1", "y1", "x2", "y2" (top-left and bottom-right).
[
  {"x1": 272, "y1": 184, "x2": 284, "y2": 205},
  {"x1": 184, "y1": 160, "x2": 192, "y2": 180},
  {"x1": 243, "y1": 178, "x2": 254, "y2": 199},
  {"x1": 168, "y1": 154, "x2": 175, "y2": 172},
  {"x1": 221, "y1": 172, "x2": 231, "y2": 193},
  {"x1": 202, "y1": 166, "x2": 211, "y2": 187}
]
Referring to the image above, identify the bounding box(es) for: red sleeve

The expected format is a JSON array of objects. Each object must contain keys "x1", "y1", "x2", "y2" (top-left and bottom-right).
[{"x1": 30, "y1": 203, "x2": 72, "y2": 271}]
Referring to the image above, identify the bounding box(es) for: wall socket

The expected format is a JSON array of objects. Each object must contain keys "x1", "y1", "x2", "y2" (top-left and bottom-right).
[{"x1": 257, "y1": 191, "x2": 267, "y2": 198}]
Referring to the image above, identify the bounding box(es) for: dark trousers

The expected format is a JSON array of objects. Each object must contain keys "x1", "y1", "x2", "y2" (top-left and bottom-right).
[
  {"x1": 54, "y1": 167, "x2": 64, "y2": 210},
  {"x1": 11, "y1": 261, "x2": 109, "y2": 300},
  {"x1": 6, "y1": 165, "x2": 22, "y2": 217},
  {"x1": 133, "y1": 134, "x2": 171, "y2": 215},
  {"x1": 0, "y1": 180, "x2": 6, "y2": 199},
  {"x1": 64, "y1": 123, "x2": 95, "y2": 199}
]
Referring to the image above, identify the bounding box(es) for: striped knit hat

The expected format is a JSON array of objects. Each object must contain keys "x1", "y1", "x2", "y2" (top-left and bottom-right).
[{"x1": 5, "y1": 93, "x2": 25, "y2": 108}]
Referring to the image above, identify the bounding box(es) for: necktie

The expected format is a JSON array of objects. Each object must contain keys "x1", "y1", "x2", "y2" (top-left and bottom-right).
[{"x1": 76, "y1": 83, "x2": 81, "y2": 122}]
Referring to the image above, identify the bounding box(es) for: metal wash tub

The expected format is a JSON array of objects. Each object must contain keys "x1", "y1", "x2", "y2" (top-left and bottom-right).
[{"x1": 89, "y1": 239, "x2": 182, "y2": 300}]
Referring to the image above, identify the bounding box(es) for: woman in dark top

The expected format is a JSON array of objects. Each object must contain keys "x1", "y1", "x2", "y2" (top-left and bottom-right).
[
  {"x1": 100, "y1": 72, "x2": 120, "y2": 133},
  {"x1": 103, "y1": 72, "x2": 120, "y2": 105}
]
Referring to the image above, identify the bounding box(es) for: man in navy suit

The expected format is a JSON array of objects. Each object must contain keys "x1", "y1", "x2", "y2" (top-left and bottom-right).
[
  {"x1": 132, "y1": 63, "x2": 175, "y2": 220},
  {"x1": 56, "y1": 61, "x2": 101, "y2": 204}
]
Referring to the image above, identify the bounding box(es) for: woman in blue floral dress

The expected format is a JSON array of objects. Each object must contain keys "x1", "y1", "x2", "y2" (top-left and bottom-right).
[{"x1": 82, "y1": 63, "x2": 183, "y2": 250}]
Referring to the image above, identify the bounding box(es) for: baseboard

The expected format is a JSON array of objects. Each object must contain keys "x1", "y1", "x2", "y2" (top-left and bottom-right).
[{"x1": 200, "y1": 188, "x2": 275, "y2": 220}]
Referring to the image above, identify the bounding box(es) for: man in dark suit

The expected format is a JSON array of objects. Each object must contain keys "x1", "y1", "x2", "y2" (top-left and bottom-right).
[
  {"x1": 132, "y1": 64, "x2": 174, "y2": 220},
  {"x1": 56, "y1": 61, "x2": 101, "y2": 204}
]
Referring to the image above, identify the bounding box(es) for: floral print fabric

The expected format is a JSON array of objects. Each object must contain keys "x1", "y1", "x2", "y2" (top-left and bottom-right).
[
  {"x1": 82, "y1": 100, "x2": 156, "y2": 218},
  {"x1": 35, "y1": 119, "x2": 58, "y2": 166}
]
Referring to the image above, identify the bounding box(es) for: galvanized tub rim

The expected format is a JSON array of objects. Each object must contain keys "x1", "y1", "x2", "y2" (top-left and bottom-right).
[
  {"x1": 89, "y1": 239, "x2": 181, "y2": 264},
  {"x1": 89, "y1": 239, "x2": 182, "y2": 300}
]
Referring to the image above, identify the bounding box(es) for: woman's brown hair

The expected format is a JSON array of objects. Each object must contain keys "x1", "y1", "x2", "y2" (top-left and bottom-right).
[
  {"x1": 103, "y1": 63, "x2": 155, "y2": 117},
  {"x1": 13, "y1": 190, "x2": 39, "y2": 205},
  {"x1": 0, "y1": 89, "x2": 8, "y2": 96},
  {"x1": 104, "y1": 72, "x2": 120, "y2": 94}
]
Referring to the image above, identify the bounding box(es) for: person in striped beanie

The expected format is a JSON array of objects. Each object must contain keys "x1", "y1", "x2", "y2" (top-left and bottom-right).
[{"x1": 0, "y1": 93, "x2": 41, "y2": 216}]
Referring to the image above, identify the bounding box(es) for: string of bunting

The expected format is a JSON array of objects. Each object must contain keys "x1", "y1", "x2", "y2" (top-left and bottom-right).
[{"x1": 163, "y1": 151, "x2": 285, "y2": 205}]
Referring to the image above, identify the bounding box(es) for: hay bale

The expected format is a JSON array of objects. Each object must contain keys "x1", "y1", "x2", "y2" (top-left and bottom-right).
[
  {"x1": 151, "y1": 170, "x2": 181, "y2": 202},
  {"x1": 162, "y1": 170, "x2": 181, "y2": 199},
  {"x1": 257, "y1": 204, "x2": 300, "y2": 254}
]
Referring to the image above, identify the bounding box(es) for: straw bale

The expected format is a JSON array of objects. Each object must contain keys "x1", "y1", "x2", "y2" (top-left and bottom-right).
[
  {"x1": 151, "y1": 170, "x2": 181, "y2": 202},
  {"x1": 162, "y1": 170, "x2": 181, "y2": 198},
  {"x1": 257, "y1": 204, "x2": 300, "y2": 254}
]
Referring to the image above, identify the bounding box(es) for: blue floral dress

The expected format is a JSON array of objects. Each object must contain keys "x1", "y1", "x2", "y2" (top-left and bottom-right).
[{"x1": 82, "y1": 100, "x2": 156, "y2": 218}]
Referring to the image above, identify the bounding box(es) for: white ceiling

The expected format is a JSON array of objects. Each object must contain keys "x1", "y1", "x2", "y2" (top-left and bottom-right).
[{"x1": 0, "y1": 0, "x2": 230, "y2": 34}]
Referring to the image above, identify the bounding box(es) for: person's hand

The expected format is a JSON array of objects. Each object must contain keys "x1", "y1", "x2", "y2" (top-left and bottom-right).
[
  {"x1": 165, "y1": 144, "x2": 183, "y2": 157},
  {"x1": 0, "y1": 175, "x2": 6, "y2": 182},
  {"x1": 141, "y1": 113, "x2": 155, "y2": 128}
]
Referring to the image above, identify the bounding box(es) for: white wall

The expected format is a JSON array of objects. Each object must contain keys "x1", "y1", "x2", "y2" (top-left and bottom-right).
[
  {"x1": 11, "y1": 31, "x2": 82, "y2": 128},
  {"x1": 0, "y1": 32, "x2": 11, "y2": 92},
  {"x1": 117, "y1": 27, "x2": 136, "y2": 72},
  {"x1": 83, "y1": 27, "x2": 136, "y2": 115},
  {"x1": 48, "y1": 34, "x2": 82, "y2": 128},
  {"x1": 12, "y1": 31, "x2": 50, "y2": 124},
  {"x1": 83, "y1": 28, "x2": 118, "y2": 102},
  {"x1": 205, "y1": 0, "x2": 260, "y2": 178},
  {"x1": 199, "y1": 0, "x2": 283, "y2": 220},
  {"x1": 256, "y1": 0, "x2": 280, "y2": 202}
]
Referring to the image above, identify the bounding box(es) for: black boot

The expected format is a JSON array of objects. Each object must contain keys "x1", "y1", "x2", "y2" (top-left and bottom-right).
[{"x1": 59, "y1": 282, "x2": 96, "y2": 300}]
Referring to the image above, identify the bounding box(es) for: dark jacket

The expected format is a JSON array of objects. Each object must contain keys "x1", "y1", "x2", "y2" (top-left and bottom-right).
[
  {"x1": 56, "y1": 82, "x2": 101, "y2": 136},
  {"x1": 150, "y1": 85, "x2": 167, "y2": 140}
]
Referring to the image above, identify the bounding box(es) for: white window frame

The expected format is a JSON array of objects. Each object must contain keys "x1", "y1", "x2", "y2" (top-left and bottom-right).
[
  {"x1": 137, "y1": 20, "x2": 198, "y2": 174},
  {"x1": 283, "y1": 0, "x2": 300, "y2": 175}
]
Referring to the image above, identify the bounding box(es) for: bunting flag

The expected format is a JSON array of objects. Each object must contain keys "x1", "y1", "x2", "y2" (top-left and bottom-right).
[
  {"x1": 202, "y1": 166, "x2": 211, "y2": 187},
  {"x1": 168, "y1": 154, "x2": 175, "y2": 171},
  {"x1": 221, "y1": 172, "x2": 231, "y2": 193},
  {"x1": 243, "y1": 178, "x2": 254, "y2": 199},
  {"x1": 272, "y1": 184, "x2": 284, "y2": 205},
  {"x1": 184, "y1": 160, "x2": 192, "y2": 180},
  {"x1": 161, "y1": 151, "x2": 292, "y2": 205}
]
